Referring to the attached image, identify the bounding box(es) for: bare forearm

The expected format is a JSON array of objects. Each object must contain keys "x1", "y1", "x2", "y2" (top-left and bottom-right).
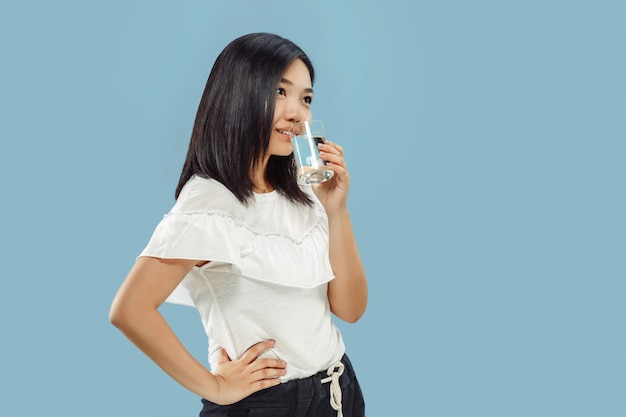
[
  {"x1": 111, "y1": 307, "x2": 218, "y2": 401},
  {"x1": 327, "y1": 209, "x2": 368, "y2": 322},
  {"x1": 110, "y1": 257, "x2": 285, "y2": 405}
]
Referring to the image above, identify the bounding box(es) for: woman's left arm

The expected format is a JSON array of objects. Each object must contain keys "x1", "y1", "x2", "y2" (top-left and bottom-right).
[{"x1": 315, "y1": 141, "x2": 368, "y2": 323}]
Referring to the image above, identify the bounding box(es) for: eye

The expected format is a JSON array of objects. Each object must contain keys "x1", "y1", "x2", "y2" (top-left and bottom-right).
[
  {"x1": 276, "y1": 87, "x2": 286, "y2": 96},
  {"x1": 303, "y1": 95, "x2": 313, "y2": 105}
]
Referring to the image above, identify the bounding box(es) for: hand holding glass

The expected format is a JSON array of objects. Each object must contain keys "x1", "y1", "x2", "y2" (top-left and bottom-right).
[{"x1": 289, "y1": 120, "x2": 334, "y2": 184}]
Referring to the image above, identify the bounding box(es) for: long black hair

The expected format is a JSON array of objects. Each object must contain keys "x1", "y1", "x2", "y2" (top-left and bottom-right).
[{"x1": 175, "y1": 33, "x2": 315, "y2": 205}]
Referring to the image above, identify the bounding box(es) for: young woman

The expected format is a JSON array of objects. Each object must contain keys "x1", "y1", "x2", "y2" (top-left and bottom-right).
[{"x1": 110, "y1": 32, "x2": 367, "y2": 417}]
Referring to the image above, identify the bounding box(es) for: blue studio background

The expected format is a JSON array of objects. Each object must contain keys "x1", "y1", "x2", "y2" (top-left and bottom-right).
[{"x1": 1, "y1": 1, "x2": 625, "y2": 416}]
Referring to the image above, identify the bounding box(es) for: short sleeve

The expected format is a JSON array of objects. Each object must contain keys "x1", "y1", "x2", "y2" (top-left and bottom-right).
[
  {"x1": 139, "y1": 211, "x2": 244, "y2": 265},
  {"x1": 137, "y1": 175, "x2": 334, "y2": 307}
]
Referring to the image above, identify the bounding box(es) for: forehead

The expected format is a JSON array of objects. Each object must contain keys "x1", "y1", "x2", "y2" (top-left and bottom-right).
[{"x1": 280, "y1": 59, "x2": 312, "y2": 89}]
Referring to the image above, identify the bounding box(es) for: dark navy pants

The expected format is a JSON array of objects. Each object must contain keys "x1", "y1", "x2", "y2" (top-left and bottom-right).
[{"x1": 200, "y1": 354, "x2": 365, "y2": 417}]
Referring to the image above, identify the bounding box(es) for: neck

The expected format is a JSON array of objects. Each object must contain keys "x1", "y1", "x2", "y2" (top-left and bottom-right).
[
  {"x1": 252, "y1": 184, "x2": 272, "y2": 193},
  {"x1": 250, "y1": 162, "x2": 273, "y2": 193}
]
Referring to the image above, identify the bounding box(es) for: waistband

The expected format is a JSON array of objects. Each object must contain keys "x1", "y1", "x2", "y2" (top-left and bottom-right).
[{"x1": 202, "y1": 354, "x2": 357, "y2": 412}]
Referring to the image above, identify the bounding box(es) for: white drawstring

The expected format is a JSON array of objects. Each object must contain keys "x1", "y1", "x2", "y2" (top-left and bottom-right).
[{"x1": 321, "y1": 361, "x2": 345, "y2": 417}]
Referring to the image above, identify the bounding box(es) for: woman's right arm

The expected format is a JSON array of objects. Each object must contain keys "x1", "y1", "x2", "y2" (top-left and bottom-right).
[{"x1": 109, "y1": 256, "x2": 286, "y2": 405}]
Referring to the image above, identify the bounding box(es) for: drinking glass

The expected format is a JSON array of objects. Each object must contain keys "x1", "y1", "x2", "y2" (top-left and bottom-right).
[{"x1": 289, "y1": 120, "x2": 334, "y2": 184}]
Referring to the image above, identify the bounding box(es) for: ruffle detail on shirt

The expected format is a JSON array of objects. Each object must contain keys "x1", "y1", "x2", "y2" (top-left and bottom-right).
[
  {"x1": 140, "y1": 210, "x2": 334, "y2": 303},
  {"x1": 139, "y1": 177, "x2": 334, "y2": 306},
  {"x1": 140, "y1": 211, "x2": 246, "y2": 267}
]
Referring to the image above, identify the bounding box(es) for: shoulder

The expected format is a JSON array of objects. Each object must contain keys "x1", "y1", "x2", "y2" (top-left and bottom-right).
[{"x1": 172, "y1": 175, "x2": 243, "y2": 216}]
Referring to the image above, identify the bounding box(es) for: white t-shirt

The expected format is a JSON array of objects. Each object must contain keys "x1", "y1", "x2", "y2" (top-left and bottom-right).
[{"x1": 139, "y1": 175, "x2": 345, "y2": 381}]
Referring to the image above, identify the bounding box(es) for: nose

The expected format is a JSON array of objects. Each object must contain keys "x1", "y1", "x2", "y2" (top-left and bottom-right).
[{"x1": 283, "y1": 97, "x2": 310, "y2": 124}]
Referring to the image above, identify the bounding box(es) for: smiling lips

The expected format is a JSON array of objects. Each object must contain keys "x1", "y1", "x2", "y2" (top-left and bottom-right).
[{"x1": 277, "y1": 129, "x2": 292, "y2": 138}]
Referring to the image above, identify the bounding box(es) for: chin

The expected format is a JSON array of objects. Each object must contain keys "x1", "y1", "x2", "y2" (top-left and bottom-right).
[{"x1": 269, "y1": 144, "x2": 294, "y2": 157}]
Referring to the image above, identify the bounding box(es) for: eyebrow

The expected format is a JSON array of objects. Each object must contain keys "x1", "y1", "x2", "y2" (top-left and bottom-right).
[{"x1": 280, "y1": 77, "x2": 314, "y2": 94}]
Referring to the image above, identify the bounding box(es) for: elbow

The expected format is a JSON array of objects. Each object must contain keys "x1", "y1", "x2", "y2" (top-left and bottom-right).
[
  {"x1": 337, "y1": 313, "x2": 363, "y2": 324},
  {"x1": 108, "y1": 303, "x2": 126, "y2": 329},
  {"x1": 109, "y1": 294, "x2": 159, "y2": 334},
  {"x1": 109, "y1": 297, "x2": 135, "y2": 331},
  {"x1": 342, "y1": 307, "x2": 366, "y2": 324},
  {"x1": 329, "y1": 285, "x2": 368, "y2": 323},
  {"x1": 341, "y1": 315, "x2": 360, "y2": 324},
  {"x1": 334, "y1": 303, "x2": 367, "y2": 324}
]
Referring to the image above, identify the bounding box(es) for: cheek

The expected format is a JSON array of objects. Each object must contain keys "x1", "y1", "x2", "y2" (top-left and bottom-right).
[{"x1": 272, "y1": 101, "x2": 285, "y2": 122}]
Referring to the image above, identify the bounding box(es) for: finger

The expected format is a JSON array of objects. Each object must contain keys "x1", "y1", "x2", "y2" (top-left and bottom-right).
[
  {"x1": 249, "y1": 357, "x2": 287, "y2": 373},
  {"x1": 250, "y1": 376, "x2": 282, "y2": 393},
  {"x1": 321, "y1": 140, "x2": 344, "y2": 157},
  {"x1": 251, "y1": 365, "x2": 287, "y2": 381},
  {"x1": 318, "y1": 142, "x2": 337, "y2": 157},
  {"x1": 319, "y1": 151, "x2": 346, "y2": 169},
  {"x1": 241, "y1": 340, "x2": 275, "y2": 363},
  {"x1": 319, "y1": 144, "x2": 346, "y2": 169}
]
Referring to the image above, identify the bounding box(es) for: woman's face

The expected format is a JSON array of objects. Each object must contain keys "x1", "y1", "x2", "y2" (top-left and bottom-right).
[{"x1": 268, "y1": 59, "x2": 313, "y2": 157}]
